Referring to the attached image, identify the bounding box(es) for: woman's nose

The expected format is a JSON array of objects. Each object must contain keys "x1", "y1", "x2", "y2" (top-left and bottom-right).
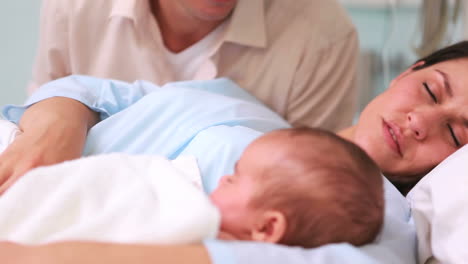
[{"x1": 407, "y1": 111, "x2": 429, "y2": 140}]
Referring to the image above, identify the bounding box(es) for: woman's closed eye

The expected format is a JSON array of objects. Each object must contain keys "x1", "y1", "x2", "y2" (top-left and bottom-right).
[
  {"x1": 447, "y1": 124, "x2": 461, "y2": 148},
  {"x1": 423, "y1": 82, "x2": 438, "y2": 103},
  {"x1": 423, "y1": 82, "x2": 461, "y2": 147}
]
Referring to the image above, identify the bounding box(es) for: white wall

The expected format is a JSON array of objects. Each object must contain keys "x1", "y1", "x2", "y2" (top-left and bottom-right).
[{"x1": 0, "y1": 1, "x2": 42, "y2": 107}]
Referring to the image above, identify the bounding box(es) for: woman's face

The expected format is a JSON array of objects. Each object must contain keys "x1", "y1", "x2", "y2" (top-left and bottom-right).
[{"x1": 354, "y1": 59, "x2": 468, "y2": 179}]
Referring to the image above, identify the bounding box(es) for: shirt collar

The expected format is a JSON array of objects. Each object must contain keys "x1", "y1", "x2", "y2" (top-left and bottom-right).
[
  {"x1": 224, "y1": 0, "x2": 267, "y2": 48},
  {"x1": 109, "y1": 0, "x2": 267, "y2": 48},
  {"x1": 109, "y1": 0, "x2": 148, "y2": 26}
]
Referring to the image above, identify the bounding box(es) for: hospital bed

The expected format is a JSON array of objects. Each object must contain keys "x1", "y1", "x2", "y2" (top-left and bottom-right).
[{"x1": 1, "y1": 76, "x2": 463, "y2": 263}]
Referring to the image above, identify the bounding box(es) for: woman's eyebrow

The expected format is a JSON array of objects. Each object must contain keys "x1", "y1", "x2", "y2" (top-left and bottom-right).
[
  {"x1": 435, "y1": 69, "x2": 468, "y2": 130},
  {"x1": 435, "y1": 69, "x2": 453, "y2": 97},
  {"x1": 436, "y1": 70, "x2": 468, "y2": 130}
]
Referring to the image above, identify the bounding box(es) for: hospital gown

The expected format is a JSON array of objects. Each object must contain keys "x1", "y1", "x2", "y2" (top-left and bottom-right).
[{"x1": 2, "y1": 76, "x2": 416, "y2": 264}]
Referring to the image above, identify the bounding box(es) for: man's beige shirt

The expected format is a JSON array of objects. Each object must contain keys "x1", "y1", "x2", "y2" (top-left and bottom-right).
[{"x1": 31, "y1": 0, "x2": 359, "y2": 131}]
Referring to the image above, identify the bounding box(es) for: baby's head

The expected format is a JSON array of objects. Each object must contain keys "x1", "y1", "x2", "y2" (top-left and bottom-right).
[{"x1": 210, "y1": 127, "x2": 384, "y2": 248}]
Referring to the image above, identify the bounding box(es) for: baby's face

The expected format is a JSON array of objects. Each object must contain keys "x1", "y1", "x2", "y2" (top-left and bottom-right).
[{"x1": 209, "y1": 136, "x2": 276, "y2": 239}]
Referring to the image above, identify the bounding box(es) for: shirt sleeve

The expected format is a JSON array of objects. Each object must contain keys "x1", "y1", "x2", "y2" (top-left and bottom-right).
[
  {"x1": 28, "y1": 0, "x2": 71, "y2": 94},
  {"x1": 3, "y1": 75, "x2": 156, "y2": 124},
  {"x1": 287, "y1": 30, "x2": 359, "y2": 132}
]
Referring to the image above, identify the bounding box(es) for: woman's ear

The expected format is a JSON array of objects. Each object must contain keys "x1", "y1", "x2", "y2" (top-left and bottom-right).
[
  {"x1": 389, "y1": 60, "x2": 426, "y2": 87},
  {"x1": 250, "y1": 210, "x2": 287, "y2": 244}
]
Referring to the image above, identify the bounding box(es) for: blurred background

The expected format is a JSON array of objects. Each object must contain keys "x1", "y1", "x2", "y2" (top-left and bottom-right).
[
  {"x1": 341, "y1": 0, "x2": 465, "y2": 114},
  {"x1": 0, "y1": 0, "x2": 466, "y2": 116},
  {"x1": 0, "y1": 1, "x2": 41, "y2": 107}
]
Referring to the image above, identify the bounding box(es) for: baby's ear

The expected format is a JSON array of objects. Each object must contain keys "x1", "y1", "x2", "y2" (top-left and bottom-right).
[{"x1": 251, "y1": 210, "x2": 287, "y2": 244}]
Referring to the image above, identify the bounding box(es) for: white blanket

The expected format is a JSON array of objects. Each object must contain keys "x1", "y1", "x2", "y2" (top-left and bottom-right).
[{"x1": 0, "y1": 154, "x2": 220, "y2": 244}]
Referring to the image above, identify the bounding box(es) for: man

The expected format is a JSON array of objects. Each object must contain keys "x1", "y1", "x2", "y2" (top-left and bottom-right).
[{"x1": 30, "y1": 0, "x2": 358, "y2": 130}]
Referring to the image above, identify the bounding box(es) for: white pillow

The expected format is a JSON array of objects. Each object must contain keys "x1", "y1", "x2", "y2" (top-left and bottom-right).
[{"x1": 407, "y1": 145, "x2": 468, "y2": 264}]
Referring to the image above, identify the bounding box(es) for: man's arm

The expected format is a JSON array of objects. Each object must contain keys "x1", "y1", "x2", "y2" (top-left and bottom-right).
[{"x1": 1, "y1": 242, "x2": 211, "y2": 264}]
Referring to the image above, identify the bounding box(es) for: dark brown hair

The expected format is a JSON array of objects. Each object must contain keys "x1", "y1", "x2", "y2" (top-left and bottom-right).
[{"x1": 414, "y1": 41, "x2": 468, "y2": 70}]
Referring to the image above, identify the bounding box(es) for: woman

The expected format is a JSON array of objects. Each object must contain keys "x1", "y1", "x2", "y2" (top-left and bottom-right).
[
  {"x1": 342, "y1": 42, "x2": 468, "y2": 191},
  {"x1": 1, "y1": 41, "x2": 468, "y2": 263}
]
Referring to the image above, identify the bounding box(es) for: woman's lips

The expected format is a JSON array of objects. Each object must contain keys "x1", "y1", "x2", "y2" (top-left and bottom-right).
[{"x1": 382, "y1": 119, "x2": 403, "y2": 157}]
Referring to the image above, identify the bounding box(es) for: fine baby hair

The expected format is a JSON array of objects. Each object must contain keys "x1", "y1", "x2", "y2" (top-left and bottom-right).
[{"x1": 248, "y1": 128, "x2": 384, "y2": 248}]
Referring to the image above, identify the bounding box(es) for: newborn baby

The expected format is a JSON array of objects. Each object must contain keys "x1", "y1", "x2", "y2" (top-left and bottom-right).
[
  {"x1": 0, "y1": 124, "x2": 383, "y2": 248},
  {"x1": 210, "y1": 127, "x2": 384, "y2": 247}
]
